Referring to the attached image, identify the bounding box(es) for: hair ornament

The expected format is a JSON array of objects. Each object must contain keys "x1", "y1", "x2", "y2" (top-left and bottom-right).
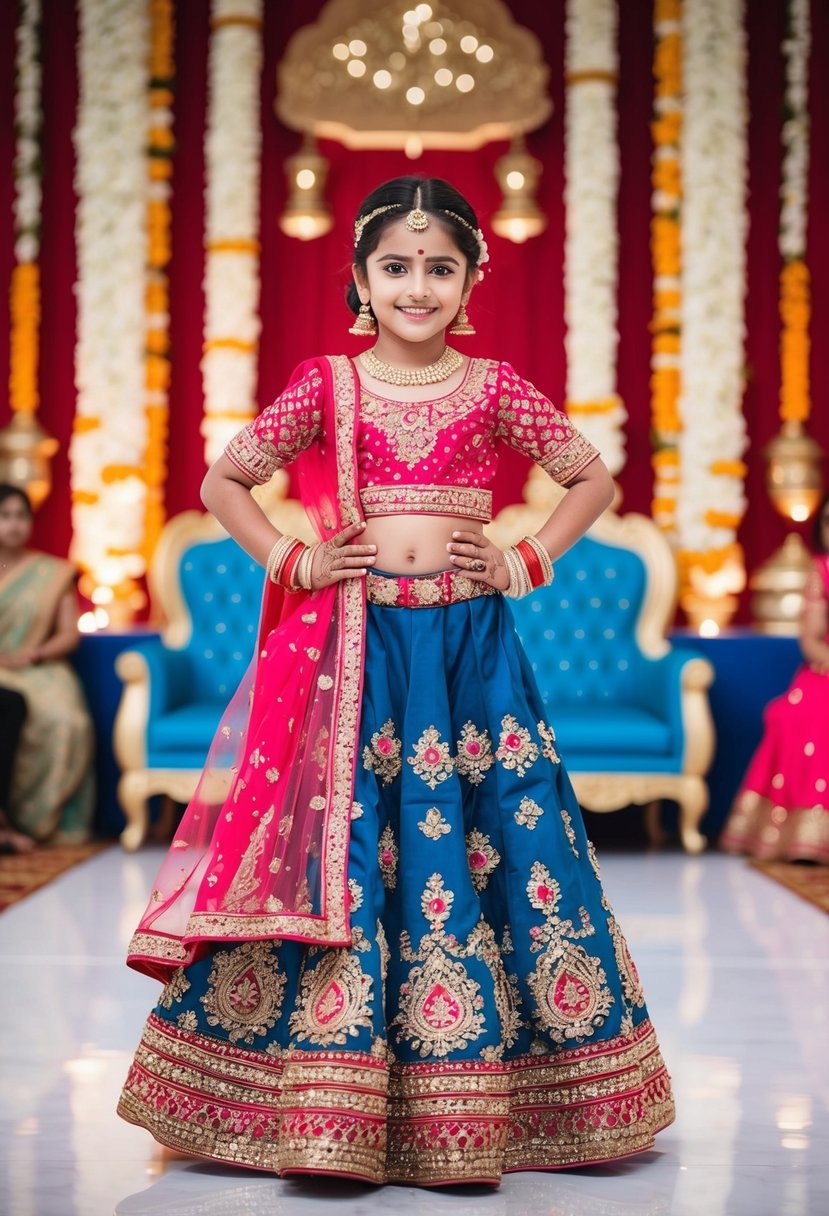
[
  {"x1": 404, "y1": 207, "x2": 430, "y2": 233},
  {"x1": 353, "y1": 203, "x2": 402, "y2": 246},
  {"x1": 441, "y1": 209, "x2": 490, "y2": 266}
]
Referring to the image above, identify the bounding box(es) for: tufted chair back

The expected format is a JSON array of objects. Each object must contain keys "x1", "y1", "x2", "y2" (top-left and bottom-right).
[
  {"x1": 510, "y1": 535, "x2": 649, "y2": 709},
  {"x1": 176, "y1": 537, "x2": 262, "y2": 703}
]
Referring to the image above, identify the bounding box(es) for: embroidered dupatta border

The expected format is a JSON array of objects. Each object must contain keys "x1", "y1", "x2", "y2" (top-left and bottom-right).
[{"x1": 129, "y1": 357, "x2": 365, "y2": 973}]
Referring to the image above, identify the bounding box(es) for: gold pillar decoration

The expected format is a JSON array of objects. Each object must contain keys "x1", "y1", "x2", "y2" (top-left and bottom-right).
[
  {"x1": 749, "y1": 422, "x2": 824, "y2": 634},
  {"x1": 0, "y1": 411, "x2": 59, "y2": 510},
  {"x1": 490, "y1": 137, "x2": 547, "y2": 244},
  {"x1": 278, "y1": 137, "x2": 334, "y2": 241}
]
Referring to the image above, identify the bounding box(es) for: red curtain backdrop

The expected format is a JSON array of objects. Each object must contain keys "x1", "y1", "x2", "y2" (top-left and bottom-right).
[{"x1": 1, "y1": 0, "x2": 827, "y2": 622}]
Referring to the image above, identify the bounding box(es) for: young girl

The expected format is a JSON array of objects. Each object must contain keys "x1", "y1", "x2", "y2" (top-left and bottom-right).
[{"x1": 119, "y1": 177, "x2": 674, "y2": 1185}]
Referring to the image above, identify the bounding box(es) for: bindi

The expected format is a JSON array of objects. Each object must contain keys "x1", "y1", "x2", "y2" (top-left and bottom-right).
[{"x1": 417, "y1": 248, "x2": 424, "y2": 255}]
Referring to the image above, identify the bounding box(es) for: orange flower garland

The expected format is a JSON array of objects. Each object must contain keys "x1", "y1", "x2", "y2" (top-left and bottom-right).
[
  {"x1": 143, "y1": 0, "x2": 175, "y2": 561},
  {"x1": 9, "y1": 263, "x2": 41, "y2": 414},
  {"x1": 649, "y1": 0, "x2": 683, "y2": 534}
]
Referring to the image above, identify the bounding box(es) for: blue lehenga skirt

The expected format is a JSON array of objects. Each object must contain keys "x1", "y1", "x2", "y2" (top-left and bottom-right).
[{"x1": 118, "y1": 573, "x2": 674, "y2": 1185}]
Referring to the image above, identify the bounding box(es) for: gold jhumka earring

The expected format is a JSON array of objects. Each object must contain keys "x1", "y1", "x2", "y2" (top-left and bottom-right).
[
  {"x1": 449, "y1": 302, "x2": 475, "y2": 336},
  {"x1": 348, "y1": 302, "x2": 377, "y2": 336}
]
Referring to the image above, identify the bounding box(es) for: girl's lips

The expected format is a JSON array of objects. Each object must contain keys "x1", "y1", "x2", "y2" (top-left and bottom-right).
[{"x1": 396, "y1": 306, "x2": 437, "y2": 317}]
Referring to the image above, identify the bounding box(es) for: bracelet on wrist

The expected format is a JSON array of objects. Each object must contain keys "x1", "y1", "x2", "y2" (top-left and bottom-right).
[
  {"x1": 503, "y1": 536, "x2": 554, "y2": 598},
  {"x1": 266, "y1": 536, "x2": 305, "y2": 588}
]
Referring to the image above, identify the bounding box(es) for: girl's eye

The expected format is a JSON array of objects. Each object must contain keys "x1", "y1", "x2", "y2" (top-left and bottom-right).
[
  {"x1": 429, "y1": 265, "x2": 453, "y2": 276},
  {"x1": 384, "y1": 263, "x2": 406, "y2": 275}
]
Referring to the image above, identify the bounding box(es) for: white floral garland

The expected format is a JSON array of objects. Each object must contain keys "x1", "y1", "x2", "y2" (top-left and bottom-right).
[
  {"x1": 780, "y1": 0, "x2": 810, "y2": 264},
  {"x1": 201, "y1": 0, "x2": 264, "y2": 467},
  {"x1": 563, "y1": 0, "x2": 626, "y2": 477},
  {"x1": 675, "y1": 0, "x2": 748, "y2": 560},
  {"x1": 13, "y1": 0, "x2": 42, "y2": 267},
  {"x1": 70, "y1": 0, "x2": 150, "y2": 599}
]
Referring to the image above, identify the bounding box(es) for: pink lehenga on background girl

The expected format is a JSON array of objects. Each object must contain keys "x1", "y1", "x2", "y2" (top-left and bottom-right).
[{"x1": 722, "y1": 495, "x2": 829, "y2": 863}]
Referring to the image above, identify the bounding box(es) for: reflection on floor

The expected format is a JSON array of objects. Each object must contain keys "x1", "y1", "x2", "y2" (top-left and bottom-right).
[{"x1": 0, "y1": 847, "x2": 826, "y2": 1216}]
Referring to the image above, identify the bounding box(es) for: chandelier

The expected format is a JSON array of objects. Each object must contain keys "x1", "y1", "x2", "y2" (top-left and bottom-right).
[{"x1": 276, "y1": 0, "x2": 551, "y2": 240}]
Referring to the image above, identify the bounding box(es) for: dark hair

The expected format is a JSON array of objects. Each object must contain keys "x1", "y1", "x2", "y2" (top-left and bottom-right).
[
  {"x1": 0, "y1": 483, "x2": 33, "y2": 516},
  {"x1": 346, "y1": 176, "x2": 481, "y2": 318},
  {"x1": 813, "y1": 490, "x2": 829, "y2": 554}
]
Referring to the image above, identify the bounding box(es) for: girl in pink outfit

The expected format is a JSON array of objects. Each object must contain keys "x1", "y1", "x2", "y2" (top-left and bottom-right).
[
  {"x1": 119, "y1": 177, "x2": 675, "y2": 1185},
  {"x1": 722, "y1": 491, "x2": 829, "y2": 863}
]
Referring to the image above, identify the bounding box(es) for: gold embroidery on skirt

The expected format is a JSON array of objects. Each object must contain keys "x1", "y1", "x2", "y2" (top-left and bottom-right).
[
  {"x1": 408, "y1": 726, "x2": 454, "y2": 790},
  {"x1": 200, "y1": 940, "x2": 287, "y2": 1044},
  {"x1": 289, "y1": 950, "x2": 374, "y2": 1046},
  {"x1": 417, "y1": 806, "x2": 452, "y2": 839},
  {"x1": 496, "y1": 715, "x2": 540, "y2": 777},
  {"x1": 378, "y1": 824, "x2": 398, "y2": 890},
  {"x1": 454, "y1": 721, "x2": 496, "y2": 785},
  {"x1": 465, "y1": 828, "x2": 501, "y2": 892},
  {"x1": 362, "y1": 718, "x2": 402, "y2": 785}
]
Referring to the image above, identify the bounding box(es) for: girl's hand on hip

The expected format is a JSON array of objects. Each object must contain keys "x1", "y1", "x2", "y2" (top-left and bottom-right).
[
  {"x1": 447, "y1": 530, "x2": 510, "y2": 591},
  {"x1": 311, "y1": 521, "x2": 376, "y2": 589}
]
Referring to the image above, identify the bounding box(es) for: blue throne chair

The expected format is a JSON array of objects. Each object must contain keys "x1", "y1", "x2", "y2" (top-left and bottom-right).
[
  {"x1": 113, "y1": 481, "x2": 315, "y2": 849},
  {"x1": 489, "y1": 470, "x2": 715, "y2": 853}
]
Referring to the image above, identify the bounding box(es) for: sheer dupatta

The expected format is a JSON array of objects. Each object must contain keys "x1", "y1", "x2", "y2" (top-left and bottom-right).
[{"x1": 128, "y1": 356, "x2": 365, "y2": 983}]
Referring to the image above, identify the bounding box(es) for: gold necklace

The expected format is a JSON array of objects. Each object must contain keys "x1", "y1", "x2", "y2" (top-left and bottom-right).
[{"x1": 360, "y1": 346, "x2": 463, "y2": 386}]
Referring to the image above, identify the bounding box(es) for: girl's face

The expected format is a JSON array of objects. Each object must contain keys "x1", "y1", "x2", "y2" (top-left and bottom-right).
[
  {"x1": 0, "y1": 494, "x2": 32, "y2": 553},
  {"x1": 354, "y1": 216, "x2": 471, "y2": 348}
]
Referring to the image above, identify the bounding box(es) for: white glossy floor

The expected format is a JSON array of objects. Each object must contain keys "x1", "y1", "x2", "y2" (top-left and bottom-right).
[{"x1": 1, "y1": 847, "x2": 827, "y2": 1216}]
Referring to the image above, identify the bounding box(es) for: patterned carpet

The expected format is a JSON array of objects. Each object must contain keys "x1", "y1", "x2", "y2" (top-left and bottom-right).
[
  {"x1": 750, "y1": 859, "x2": 829, "y2": 915},
  {"x1": 0, "y1": 842, "x2": 110, "y2": 913}
]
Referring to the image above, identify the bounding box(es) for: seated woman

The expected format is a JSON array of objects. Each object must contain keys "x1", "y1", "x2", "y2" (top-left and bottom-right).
[
  {"x1": 0, "y1": 484, "x2": 95, "y2": 849},
  {"x1": 721, "y1": 491, "x2": 829, "y2": 863}
]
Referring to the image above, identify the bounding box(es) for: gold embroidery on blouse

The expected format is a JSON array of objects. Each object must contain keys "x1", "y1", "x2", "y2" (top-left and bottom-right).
[
  {"x1": 225, "y1": 368, "x2": 323, "y2": 483},
  {"x1": 359, "y1": 360, "x2": 489, "y2": 469},
  {"x1": 360, "y1": 484, "x2": 493, "y2": 522}
]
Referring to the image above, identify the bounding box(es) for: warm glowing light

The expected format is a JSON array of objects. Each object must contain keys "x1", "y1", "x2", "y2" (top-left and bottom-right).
[
  {"x1": 699, "y1": 618, "x2": 720, "y2": 637},
  {"x1": 405, "y1": 135, "x2": 424, "y2": 158},
  {"x1": 402, "y1": 23, "x2": 419, "y2": 42},
  {"x1": 403, "y1": 8, "x2": 418, "y2": 21},
  {"x1": 434, "y1": 68, "x2": 453, "y2": 86},
  {"x1": 456, "y1": 74, "x2": 475, "y2": 92},
  {"x1": 373, "y1": 69, "x2": 392, "y2": 89},
  {"x1": 91, "y1": 585, "x2": 114, "y2": 604},
  {"x1": 348, "y1": 39, "x2": 367, "y2": 56},
  {"x1": 94, "y1": 607, "x2": 110, "y2": 630},
  {"x1": 415, "y1": 3, "x2": 433, "y2": 19},
  {"x1": 506, "y1": 170, "x2": 525, "y2": 190},
  {"x1": 476, "y1": 44, "x2": 494, "y2": 63},
  {"x1": 406, "y1": 86, "x2": 426, "y2": 105},
  {"x1": 78, "y1": 611, "x2": 98, "y2": 634},
  {"x1": 389, "y1": 52, "x2": 406, "y2": 70},
  {"x1": 460, "y1": 35, "x2": 478, "y2": 53},
  {"x1": 296, "y1": 169, "x2": 316, "y2": 189},
  {"x1": 347, "y1": 59, "x2": 366, "y2": 78},
  {"x1": 790, "y1": 504, "x2": 810, "y2": 522},
  {"x1": 429, "y1": 37, "x2": 447, "y2": 54},
  {"x1": 332, "y1": 43, "x2": 349, "y2": 60}
]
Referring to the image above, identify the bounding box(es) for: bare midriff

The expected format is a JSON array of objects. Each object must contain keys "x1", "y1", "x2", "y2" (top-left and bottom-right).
[{"x1": 361, "y1": 513, "x2": 484, "y2": 575}]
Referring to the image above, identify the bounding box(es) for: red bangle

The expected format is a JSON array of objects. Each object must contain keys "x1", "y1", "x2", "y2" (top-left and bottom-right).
[
  {"x1": 515, "y1": 538, "x2": 545, "y2": 589},
  {"x1": 280, "y1": 542, "x2": 305, "y2": 589}
]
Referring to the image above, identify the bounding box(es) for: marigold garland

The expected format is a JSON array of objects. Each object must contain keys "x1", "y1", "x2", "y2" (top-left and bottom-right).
[
  {"x1": 143, "y1": 0, "x2": 176, "y2": 562},
  {"x1": 649, "y1": 0, "x2": 683, "y2": 534},
  {"x1": 778, "y1": 0, "x2": 811, "y2": 426},
  {"x1": 9, "y1": 0, "x2": 43, "y2": 418},
  {"x1": 675, "y1": 0, "x2": 748, "y2": 595}
]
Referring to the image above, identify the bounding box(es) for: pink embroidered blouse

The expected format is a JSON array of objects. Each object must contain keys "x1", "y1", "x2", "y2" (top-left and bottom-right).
[{"x1": 225, "y1": 357, "x2": 599, "y2": 523}]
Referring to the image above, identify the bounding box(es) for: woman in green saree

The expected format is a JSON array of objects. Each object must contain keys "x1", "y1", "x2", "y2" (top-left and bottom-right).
[{"x1": 0, "y1": 485, "x2": 94, "y2": 850}]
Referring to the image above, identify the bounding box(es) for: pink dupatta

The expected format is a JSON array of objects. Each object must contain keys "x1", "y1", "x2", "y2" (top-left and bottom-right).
[{"x1": 128, "y1": 356, "x2": 365, "y2": 982}]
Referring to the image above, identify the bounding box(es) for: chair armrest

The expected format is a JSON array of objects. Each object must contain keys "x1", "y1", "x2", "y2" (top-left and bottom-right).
[
  {"x1": 634, "y1": 649, "x2": 714, "y2": 755},
  {"x1": 115, "y1": 639, "x2": 191, "y2": 716}
]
